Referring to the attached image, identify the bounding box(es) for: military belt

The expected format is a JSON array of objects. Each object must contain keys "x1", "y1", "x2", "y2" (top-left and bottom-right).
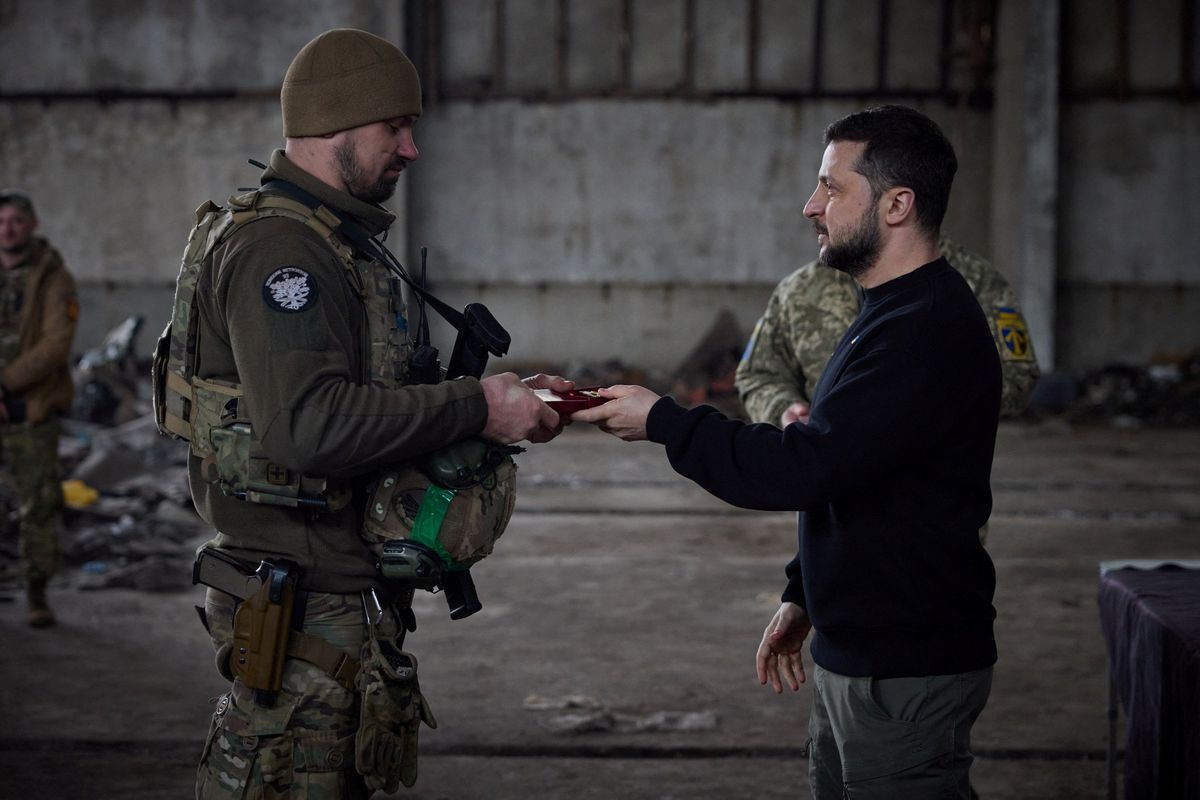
[{"x1": 193, "y1": 547, "x2": 410, "y2": 692}]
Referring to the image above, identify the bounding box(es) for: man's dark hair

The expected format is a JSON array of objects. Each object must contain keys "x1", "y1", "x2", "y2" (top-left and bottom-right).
[
  {"x1": 823, "y1": 105, "x2": 957, "y2": 236},
  {"x1": 0, "y1": 190, "x2": 36, "y2": 218}
]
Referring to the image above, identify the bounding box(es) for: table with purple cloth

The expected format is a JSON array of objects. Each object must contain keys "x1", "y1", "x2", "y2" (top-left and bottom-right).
[{"x1": 1098, "y1": 562, "x2": 1200, "y2": 800}]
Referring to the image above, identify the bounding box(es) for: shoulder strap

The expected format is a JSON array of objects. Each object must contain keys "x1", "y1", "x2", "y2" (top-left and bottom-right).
[{"x1": 260, "y1": 179, "x2": 468, "y2": 333}]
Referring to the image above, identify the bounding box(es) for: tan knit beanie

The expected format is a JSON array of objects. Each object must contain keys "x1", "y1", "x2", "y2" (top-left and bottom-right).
[{"x1": 281, "y1": 28, "x2": 422, "y2": 137}]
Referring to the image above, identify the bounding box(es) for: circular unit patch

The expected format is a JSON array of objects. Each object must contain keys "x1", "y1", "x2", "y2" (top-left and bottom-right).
[{"x1": 262, "y1": 266, "x2": 318, "y2": 313}]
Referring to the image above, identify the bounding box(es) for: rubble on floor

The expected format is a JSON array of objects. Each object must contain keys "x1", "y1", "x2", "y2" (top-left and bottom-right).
[
  {"x1": 523, "y1": 693, "x2": 719, "y2": 735},
  {"x1": 1064, "y1": 348, "x2": 1200, "y2": 427},
  {"x1": 62, "y1": 414, "x2": 200, "y2": 591}
]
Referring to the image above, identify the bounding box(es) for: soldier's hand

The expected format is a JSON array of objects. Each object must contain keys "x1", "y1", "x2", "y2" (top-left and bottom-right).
[
  {"x1": 521, "y1": 373, "x2": 574, "y2": 394},
  {"x1": 570, "y1": 385, "x2": 660, "y2": 441},
  {"x1": 780, "y1": 402, "x2": 810, "y2": 427},
  {"x1": 523, "y1": 373, "x2": 575, "y2": 441},
  {"x1": 480, "y1": 372, "x2": 561, "y2": 444}
]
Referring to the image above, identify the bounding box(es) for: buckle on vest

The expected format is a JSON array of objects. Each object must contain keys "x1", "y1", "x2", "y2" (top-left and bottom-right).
[{"x1": 266, "y1": 463, "x2": 290, "y2": 486}]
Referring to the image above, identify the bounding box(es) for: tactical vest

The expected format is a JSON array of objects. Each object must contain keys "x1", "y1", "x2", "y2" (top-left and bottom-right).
[{"x1": 152, "y1": 189, "x2": 410, "y2": 510}]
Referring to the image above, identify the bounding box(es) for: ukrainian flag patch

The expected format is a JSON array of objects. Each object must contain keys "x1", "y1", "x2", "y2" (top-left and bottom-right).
[
  {"x1": 741, "y1": 319, "x2": 764, "y2": 364},
  {"x1": 995, "y1": 306, "x2": 1033, "y2": 360}
]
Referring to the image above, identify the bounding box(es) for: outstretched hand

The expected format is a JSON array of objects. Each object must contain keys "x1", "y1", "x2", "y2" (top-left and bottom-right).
[
  {"x1": 569, "y1": 384, "x2": 661, "y2": 442},
  {"x1": 756, "y1": 602, "x2": 812, "y2": 693}
]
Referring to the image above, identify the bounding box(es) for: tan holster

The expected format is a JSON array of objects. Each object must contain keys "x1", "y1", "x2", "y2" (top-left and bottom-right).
[{"x1": 229, "y1": 565, "x2": 298, "y2": 697}]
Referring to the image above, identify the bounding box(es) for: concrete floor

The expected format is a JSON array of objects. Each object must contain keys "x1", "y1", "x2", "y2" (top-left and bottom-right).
[{"x1": 2, "y1": 419, "x2": 1198, "y2": 799}]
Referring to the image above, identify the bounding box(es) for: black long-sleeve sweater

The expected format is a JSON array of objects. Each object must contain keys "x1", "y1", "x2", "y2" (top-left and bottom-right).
[{"x1": 647, "y1": 258, "x2": 1001, "y2": 678}]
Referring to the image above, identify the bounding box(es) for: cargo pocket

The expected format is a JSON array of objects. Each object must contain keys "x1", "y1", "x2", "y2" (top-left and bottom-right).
[
  {"x1": 196, "y1": 695, "x2": 258, "y2": 799},
  {"x1": 196, "y1": 690, "x2": 296, "y2": 800},
  {"x1": 293, "y1": 731, "x2": 361, "y2": 796}
]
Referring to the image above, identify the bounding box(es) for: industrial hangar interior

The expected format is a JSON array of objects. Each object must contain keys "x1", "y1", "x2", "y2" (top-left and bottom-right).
[{"x1": 1, "y1": 1, "x2": 1197, "y2": 798}]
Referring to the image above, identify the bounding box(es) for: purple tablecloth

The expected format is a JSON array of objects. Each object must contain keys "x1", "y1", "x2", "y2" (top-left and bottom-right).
[{"x1": 1098, "y1": 566, "x2": 1200, "y2": 800}]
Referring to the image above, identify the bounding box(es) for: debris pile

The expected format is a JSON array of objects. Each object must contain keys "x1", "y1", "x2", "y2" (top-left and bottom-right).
[
  {"x1": 1066, "y1": 349, "x2": 1200, "y2": 427},
  {"x1": 72, "y1": 314, "x2": 146, "y2": 426},
  {"x1": 59, "y1": 414, "x2": 201, "y2": 592},
  {"x1": 522, "y1": 693, "x2": 719, "y2": 735},
  {"x1": 668, "y1": 308, "x2": 745, "y2": 418}
]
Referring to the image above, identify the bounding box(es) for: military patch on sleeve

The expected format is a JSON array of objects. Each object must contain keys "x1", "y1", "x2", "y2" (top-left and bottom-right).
[
  {"x1": 262, "y1": 267, "x2": 318, "y2": 313},
  {"x1": 994, "y1": 306, "x2": 1033, "y2": 361}
]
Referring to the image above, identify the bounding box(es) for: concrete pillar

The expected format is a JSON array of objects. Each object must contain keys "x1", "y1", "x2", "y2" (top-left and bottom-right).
[
  {"x1": 1021, "y1": 0, "x2": 1060, "y2": 370},
  {"x1": 992, "y1": 0, "x2": 1060, "y2": 371}
]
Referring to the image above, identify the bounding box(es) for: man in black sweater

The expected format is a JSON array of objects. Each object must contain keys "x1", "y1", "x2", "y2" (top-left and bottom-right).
[{"x1": 573, "y1": 105, "x2": 1001, "y2": 799}]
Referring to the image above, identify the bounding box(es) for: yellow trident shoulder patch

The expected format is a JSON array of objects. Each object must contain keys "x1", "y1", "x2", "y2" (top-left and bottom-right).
[{"x1": 994, "y1": 306, "x2": 1033, "y2": 361}]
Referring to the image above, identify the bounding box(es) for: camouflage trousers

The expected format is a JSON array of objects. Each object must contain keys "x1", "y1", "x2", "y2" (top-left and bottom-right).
[
  {"x1": 0, "y1": 419, "x2": 63, "y2": 582},
  {"x1": 199, "y1": 588, "x2": 403, "y2": 800}
]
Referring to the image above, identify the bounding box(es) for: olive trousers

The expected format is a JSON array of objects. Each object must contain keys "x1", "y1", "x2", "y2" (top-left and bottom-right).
[
  {"x1": 0, "y1": 419, "x2": 62, "y2": 582},
  {"x1": 808, "y1": 663, "x2": 993, "y2": 799}
]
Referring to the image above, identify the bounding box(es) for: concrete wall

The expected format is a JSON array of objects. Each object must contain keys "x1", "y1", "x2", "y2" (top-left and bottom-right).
[
  {"x1": 1054, "y1": 0, "x2": 1200, "y2": 370},
  {"x1": 0, "y1": 0, "x2": 405, "y2": 349},
  {"x1": 2, "y1": 0, "x2": 1197, "y2": 376},
  {"x1": 1058, "y1": 101, "x2": 1200, "y2": 369},
  {"x1": 409, "y1": 98, "x2": 992, "y2": 369}
]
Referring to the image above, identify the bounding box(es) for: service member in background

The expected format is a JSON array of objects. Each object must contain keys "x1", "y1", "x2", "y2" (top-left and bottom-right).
[
  {"x1": 156, "y1": 29, "x2": 568, "y2": 799},
  {"x1": 0, "y1": 190, "x2": 79, "y2": 629},
  {"x1": 574, "y1": 106, "x2": 1001, "y2": 799}
]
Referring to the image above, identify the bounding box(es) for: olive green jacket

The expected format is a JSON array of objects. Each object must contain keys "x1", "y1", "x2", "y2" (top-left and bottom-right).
[
  {"x1": 0, "y1": 238, "x2": 78, "y2": 425},
  {"x1": 190, "y1": 150, "x2": 488, "y2": 592}
]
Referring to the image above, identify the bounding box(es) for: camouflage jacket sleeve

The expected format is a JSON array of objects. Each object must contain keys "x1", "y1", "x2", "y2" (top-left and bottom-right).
[
  {"x1": 940, "y1": 238, "x2": 1041, "y2": 417},
  {"x1": 735, "y1": 262, "x2": 862, "y2": 425},
  {"x1": 202, "y1": 217, "x2": 488, "y2": 477}
]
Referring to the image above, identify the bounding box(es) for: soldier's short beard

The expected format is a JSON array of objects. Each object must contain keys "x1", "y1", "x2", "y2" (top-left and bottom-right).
[
  {"x1": 333, "y1": 139, "x2": 399, "y2": 205},
  {"x1": 819, "y1": 208, "x2": 883, "y2": 280}
]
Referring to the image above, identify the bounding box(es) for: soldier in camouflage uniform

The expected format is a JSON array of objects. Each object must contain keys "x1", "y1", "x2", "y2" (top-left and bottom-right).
[
  {"x1": 172, "y1": 30, "x2": 569, "y2": 799},
  {"x1": 0, "y1": 190, "x2": 79, "y2": 629},
  {"x1": 736, "y1": 235, "x2": 1039, "y2": 427}
]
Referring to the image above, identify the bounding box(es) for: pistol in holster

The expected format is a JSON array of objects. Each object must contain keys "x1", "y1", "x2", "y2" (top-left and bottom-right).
[{"x1": 229, "y1": 558, "x2": 301, "y2": 707}]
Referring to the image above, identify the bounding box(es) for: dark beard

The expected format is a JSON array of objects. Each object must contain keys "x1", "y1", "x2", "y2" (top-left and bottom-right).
[
  {"x1": 333, "y1": 140, "x2": 399, "y2": 204},
  {"x1": 818, "y1": 210, "x2": 882, "y2": 280}
]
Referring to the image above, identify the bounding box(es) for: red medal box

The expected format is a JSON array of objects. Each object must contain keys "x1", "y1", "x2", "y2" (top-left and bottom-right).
[{"x1": 534, "y1": 388, "x2": 609, "y2": 413}]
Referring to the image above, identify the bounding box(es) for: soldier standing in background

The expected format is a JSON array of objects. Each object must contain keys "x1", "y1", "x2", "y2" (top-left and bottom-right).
[
  {"x1": 0, "y1": 190, "x2": 80, "y2": 628},
  {"x1": 736, "y1": 236, "x2": 1040, "y2": 428},
  {"x1": 158, "y1": 29, "x2": 568, "y2": 798}
]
